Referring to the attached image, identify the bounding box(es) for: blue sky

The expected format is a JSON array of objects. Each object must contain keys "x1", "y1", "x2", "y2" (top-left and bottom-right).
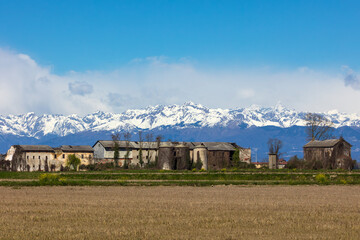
[{"x1": 0, "y1": 0, "x2": 360, "y2": 115}]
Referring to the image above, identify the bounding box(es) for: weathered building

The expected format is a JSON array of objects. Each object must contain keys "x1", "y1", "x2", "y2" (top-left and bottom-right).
[
  {"x1": 268, "y1": 154, "x2": 277, "y2": 169},
  {"x1": 54, "y1": 145, "x2": 94, "y2": 170},
  {"x1": 7, "y1": 145, "x2": 55, "y2": 172},
  {"x1": 93, "y1": 140, "x2": 251, "y2": 170},
  {"x1": 5, "y1": 145, "x2": 94, "y2": 172},
  {"x1": 157, "y1": 143, "x2": 191, "y2": 170},
  {"x1": 0, "y1": 154, "x2": 10, "y2": 171},
  {"x1": 303, "y1": 138, "x2": 352, "y2": 169}
]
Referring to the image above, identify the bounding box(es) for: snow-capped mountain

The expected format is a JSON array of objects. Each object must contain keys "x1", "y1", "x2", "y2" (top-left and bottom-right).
[{"x1": 1, "y1": 102, "x2": 360, "y2": 139}]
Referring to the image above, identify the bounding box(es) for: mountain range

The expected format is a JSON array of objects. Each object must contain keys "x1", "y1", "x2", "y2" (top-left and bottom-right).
[{"x1": 1, "y1": 102, "x2": 360, "y2": 161}]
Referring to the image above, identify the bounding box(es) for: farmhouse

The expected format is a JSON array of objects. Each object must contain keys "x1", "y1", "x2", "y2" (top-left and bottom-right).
[
  {"x1": 5, "y1": 145, "x2": 94, "y2": 172},
  {"x1": 6, "y1": 145, "x2": 55, "y2": 172},
  {"x1": 303, "y1": 137, "x2": 352, "y2": 169},
  {"x1": 93, "y1": 140, "x2": 251, "y2": 170},
  {"x1": 54, "y1": 145, "x2": 94, "y2": 170}
]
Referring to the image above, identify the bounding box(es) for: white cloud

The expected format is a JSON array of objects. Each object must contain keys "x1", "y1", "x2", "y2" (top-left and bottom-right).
[{"x1": 1, "y1": 48, "x2": 360, "y2": 115}]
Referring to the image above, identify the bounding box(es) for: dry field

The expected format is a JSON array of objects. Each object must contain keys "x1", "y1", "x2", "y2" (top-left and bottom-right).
[{"x1": 0, "y1": 186, "x2": 359, "y2": 239}]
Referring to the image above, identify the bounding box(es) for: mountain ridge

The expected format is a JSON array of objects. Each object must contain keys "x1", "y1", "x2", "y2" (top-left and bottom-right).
[{"x1": 1, "y1": 102, "x2": 360, "y2": 139}]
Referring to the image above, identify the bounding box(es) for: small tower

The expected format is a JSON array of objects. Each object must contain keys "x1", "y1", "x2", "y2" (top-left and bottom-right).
[
  {"x1": 268, "y1": 154, "x2": 277, "y2": 169},
  {"x1": 193, "y1": 144, "x2": 208, "y2": 170},
  {"x1": 174, "y1": 143, "x2": 190, "y2": 170},
  {"x1": 158, "y1": 143, "x2": 174, "y2": 170}
]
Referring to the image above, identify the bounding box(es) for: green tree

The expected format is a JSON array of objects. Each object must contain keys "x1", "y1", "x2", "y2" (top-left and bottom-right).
[
  {"x1": 112, "y1": 133, "x2": 120, "y2": 167},
  {"x1": 232, "y1": 148, "x2": 240, "y2": 167},
  {"x1": 113, "y1": 141, "x2": 119, "y2": 167},
  {"x1": 145, "y1": 133, "x2": 153, "y2": 166},
  {"x1": 195, "y1": 157, "x2": 203, "y2": 170},
  {"x1": 123, "y1": 132, "x2": 131, "y2": 169},
  {"x1": 286, "y1": 155, "x2": 304, "y2": 169},
  {"x1": 67, "y1": 154, "x2": 81, "y2": 171},
  {"x1": 139, "y1": 148, "x2": 144, "y2": 167}
]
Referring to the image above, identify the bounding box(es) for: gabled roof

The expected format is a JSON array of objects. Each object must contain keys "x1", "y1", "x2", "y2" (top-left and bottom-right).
[
  {"x1": 17, "y1": 145, "x2": 54, "y2": 152},
  {"x1": 303, "y1": 138, "x2": 351, "y2": 148},
  {"x1": 60, "y1": 145, "x2": 94, "y2": 153},
  {"x1": 201, "y1": 142, "x2": 237, "y2": 151},
  {"x1": 95, "y1": 140, "x2": 140, "y2": 149},
  {"x1": 94, "y1": 140, "x2": 238, "y2": 151}
]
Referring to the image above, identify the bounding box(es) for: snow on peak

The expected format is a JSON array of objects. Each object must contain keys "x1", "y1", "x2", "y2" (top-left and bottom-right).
[{"x1": 0, "y1": 103, "x2": 360, "y2": 138}]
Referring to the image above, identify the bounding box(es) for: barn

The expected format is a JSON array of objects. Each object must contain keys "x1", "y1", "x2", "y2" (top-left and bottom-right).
[{"x1": 303, "y1": 137, "x2": 353, "y2": 169}]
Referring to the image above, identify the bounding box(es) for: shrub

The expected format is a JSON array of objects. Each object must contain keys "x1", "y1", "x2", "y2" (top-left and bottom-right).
[
  {"x1": 236, "y1": 162, "x2": 256, "y2": 169},
  {"x1": 128, "y1": 163, "x2": 140, "y2": 169},
  {"x1": 221, "y1": 168, "x2": 227, "y2": 172},
  {"x1": 287, "y1": 155, "x2": 305, "y2": 169},
  {"x1": 199, "y1": 168, "x2": 206, "y2": 172},
  {"x1": 79, "y1": 164, "x2": 87, "y2": 170},
  {"x1": 86, "y1": 164, "x2": 96, "y2": 171},
  {"x1": 145, "y1": 161, "x2": 157, "y2": 169},
  {"x1": 192, "y1": 168, "x2": 197, "y2": 172},
  {"x1": 195, "y1": 158, "x2": 203, "y2": 170},
  {"x1": 339, "y1": 178, "x2": 347, "y2": 184},
  {"x1": 315, "y1": 174, "x2": 328, "y2": 184},
  {"x1": 39, "y1": 173, "x2": 66, "y2": 185}
]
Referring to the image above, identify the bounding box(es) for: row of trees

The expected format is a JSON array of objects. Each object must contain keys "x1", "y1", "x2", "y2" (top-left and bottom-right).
[{"x1": 111, "y1": 131, "x2": 163, "y2": 168}]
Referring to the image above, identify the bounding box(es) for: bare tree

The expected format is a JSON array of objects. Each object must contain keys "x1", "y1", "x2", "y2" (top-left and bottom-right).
[
  {"x1": 155, "y1": 135, "x2": 163, "y2": 165},
  {"x1": 305, "y1": 113, "x2": 334, "y2": 141},
  {"x1": 145, "y1": 133, "x2": 153, "y2": 166},
  {"x1": 123, "y1": 132, "x2": 132, "y2": 169},
  {"x1": 138, "y1": 131, "x2": 144, "y2": 167},
  {"x1": 267, "y1": 138, "x2": 283, "y2": 160},
  {"x1": 111, "y1": 132, "x2": 121, "y2": 167}
]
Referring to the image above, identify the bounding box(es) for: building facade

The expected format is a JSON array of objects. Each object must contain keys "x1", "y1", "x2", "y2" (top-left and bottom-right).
[
  {"x1": 303, "y1": 138, "x2": 352, "y2": 169},
  {"x1": 5, "y1": 145, "x2": 94, "y2": 172},
  {"x1": 93, "y1": 140, "x2": 251, "y2": 170}
]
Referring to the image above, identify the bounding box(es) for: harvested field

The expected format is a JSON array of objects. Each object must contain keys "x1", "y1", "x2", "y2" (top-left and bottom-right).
[{"x1": 0, "y1": 186, "x2": 359, "y2": 239}]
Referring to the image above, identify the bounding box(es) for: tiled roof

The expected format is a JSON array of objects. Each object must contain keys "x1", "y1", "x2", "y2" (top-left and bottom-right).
[
  {"x1": 60, "y1": 145, "x2": 94, "y2": 153},
  {"x1": 95, "y1": 140, "x2": 238, "y2": 151},
  {"x1": 303, "y1": 139, "x2": 341, "y2": 148},
  {"x1": 18, "y1": 145, "x2": 54, "y2": 152}
]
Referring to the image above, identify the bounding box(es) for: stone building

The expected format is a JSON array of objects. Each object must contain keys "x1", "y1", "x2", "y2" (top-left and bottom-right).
[
  {"x1": 5, "y1": 145, "x2": 94, "y2": 172},
  {"x1": 303, "y1": 137, "x2": 352, "y2": 169},
  {"x1": 93, "y1": 140, "x2": 251, "y2": 170},
  {"x1": 6, "y1": 145, "x2": 55, "y2": 172},
  {"x1": 54, "y1": 145, "x2": 94, "y2": 170},
  {"x1": 0, "y1": 153, "x2": 10, "y2": 171}
]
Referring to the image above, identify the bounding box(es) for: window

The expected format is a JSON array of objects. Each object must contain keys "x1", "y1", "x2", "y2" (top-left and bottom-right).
[
  {"x1": 33, "y1": 156, "x2": 35, "y2": 159},
  {"x1": 27, "y1": 156, "x2": 29, "y2": 160},
  {"x1": 38, "y1": 156, "x2": 40, "y2": 159},
  {"x1": 45, "y1": 156, "x2": 48, "y2": 160},
  {"x1": 81, "y1": 154, "x2": 84, "y2": 159},
  {"x1": 63, "y1": 154, "x2": 65, "y2": 159}
]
